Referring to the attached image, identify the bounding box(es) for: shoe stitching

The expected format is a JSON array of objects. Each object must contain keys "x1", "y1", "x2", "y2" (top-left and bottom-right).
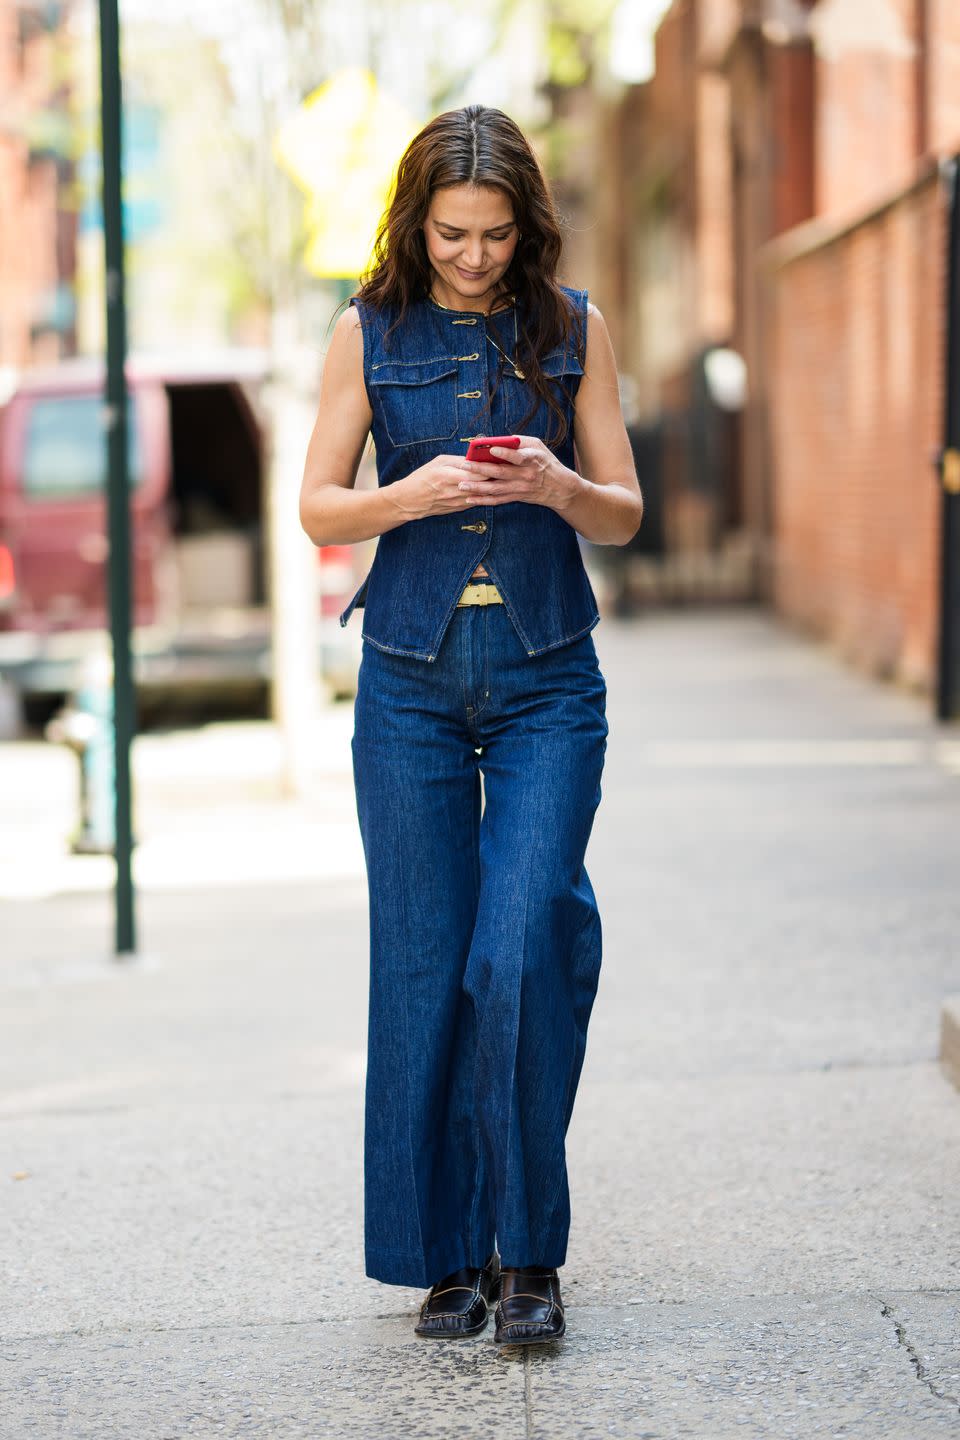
[
  {"x1": 496, "y1": 1289, "x2": 560, "y2": 1307},
  {"x1": 421, "y1": 1303, "x2": 485, "y2": 1321},
  {"x1": 418, "y1": 1294, "x2": 490, "y2": 1325},
  {"x1": 428, "y1": 1290, "x2": 483, "y2": 1313},
  {"x1": 497, "y1": 1274, "x2": 559, "y2": 1308},
  {"x1": 420, "y1": 1271, "x2": 499, "y2": 1324},
  {"x1": 495, "y1": 1276, "x2": 563, "y2": 1334}
]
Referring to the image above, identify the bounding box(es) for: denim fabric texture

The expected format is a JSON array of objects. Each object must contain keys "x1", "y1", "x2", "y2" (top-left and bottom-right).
[
  {"x1": 339, "y1": 285, "x2": 601, "y2": 660},
  {"x1": 353, "y1": 601, "x2": 608, "y2": 1287}
]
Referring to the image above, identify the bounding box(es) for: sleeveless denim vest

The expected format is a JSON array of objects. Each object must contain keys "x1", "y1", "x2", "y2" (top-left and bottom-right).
[{"x1": 338, "y1": 283, "x2": 600, "y2": 661}]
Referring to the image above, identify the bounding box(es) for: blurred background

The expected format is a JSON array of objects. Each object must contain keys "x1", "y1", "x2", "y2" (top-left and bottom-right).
[{"x1": 2, "y1": 0, "x2": 960, "y2": 878}]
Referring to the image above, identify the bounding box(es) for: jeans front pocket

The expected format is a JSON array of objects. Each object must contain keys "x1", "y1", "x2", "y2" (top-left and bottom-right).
[{"x1": 368, "y1": 356, "x2": 460, "y2": 448}]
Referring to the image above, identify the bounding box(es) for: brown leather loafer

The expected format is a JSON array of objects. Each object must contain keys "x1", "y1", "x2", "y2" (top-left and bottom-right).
[
  {"x1": 414, "y1": 1253, "x2": 500, "y2": 1338},
  {"x1": 493, "y1": 1265, "x2": 565, "y2": 1346}
]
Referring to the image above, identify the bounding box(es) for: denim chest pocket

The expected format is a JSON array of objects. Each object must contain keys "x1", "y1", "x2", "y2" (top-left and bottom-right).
[
  {"x1": 501, "y1": 345, "x2": 585, "y2": 436},
  {"x1": 368, "y1": 356, "x2": 459, "y2": 448}
]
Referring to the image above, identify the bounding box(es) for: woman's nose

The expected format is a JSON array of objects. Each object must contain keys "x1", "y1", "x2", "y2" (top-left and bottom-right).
[{"x1": 463, "y1": 244, "x2": 485, "y2": 268}]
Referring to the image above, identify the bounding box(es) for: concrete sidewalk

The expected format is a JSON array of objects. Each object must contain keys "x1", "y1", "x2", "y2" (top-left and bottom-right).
[{"x1": 2, "y1": 607, "x2": 960, "y2": 1438}]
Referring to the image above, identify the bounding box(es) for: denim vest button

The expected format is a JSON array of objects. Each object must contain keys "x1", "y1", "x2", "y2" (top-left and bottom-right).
[{"x1": 461, "y1": 521, "x2": 487, "y2": 533}]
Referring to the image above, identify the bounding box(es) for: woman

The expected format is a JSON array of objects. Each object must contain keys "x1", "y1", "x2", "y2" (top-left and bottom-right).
[{"x1": 299, "y1": 104, "x2": 642, "y2": 1347}]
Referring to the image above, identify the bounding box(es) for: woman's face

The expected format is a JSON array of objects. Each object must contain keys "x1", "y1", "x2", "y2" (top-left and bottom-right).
[{"x1": 422, "y1": 184, "x2": 519, "y2": 311}]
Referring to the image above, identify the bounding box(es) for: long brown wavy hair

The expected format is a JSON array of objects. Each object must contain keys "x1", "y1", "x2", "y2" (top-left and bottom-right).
[{"x1": 354, "y1": 105, "x2": 584, "y2": 445}]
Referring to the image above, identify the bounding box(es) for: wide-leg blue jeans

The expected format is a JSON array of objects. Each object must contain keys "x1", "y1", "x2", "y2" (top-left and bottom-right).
[{"x1": 351, "y1": 600, "x2": 608, "y2": 1288}]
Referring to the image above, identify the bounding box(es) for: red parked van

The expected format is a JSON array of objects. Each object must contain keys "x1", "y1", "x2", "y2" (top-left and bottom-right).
[{"x1": 0, "y1": 351, "x2": 365, "y2": 728}]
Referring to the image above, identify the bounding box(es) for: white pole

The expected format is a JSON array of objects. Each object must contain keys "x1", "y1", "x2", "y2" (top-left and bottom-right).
[{"x1": 267, "y1": 307, "x2": 323, "y2": 797}]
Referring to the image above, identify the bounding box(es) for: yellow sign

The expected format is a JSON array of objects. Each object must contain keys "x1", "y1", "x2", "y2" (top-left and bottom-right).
[{"x1": 274, "y1": 68, "x2": 418, "y2": 279}]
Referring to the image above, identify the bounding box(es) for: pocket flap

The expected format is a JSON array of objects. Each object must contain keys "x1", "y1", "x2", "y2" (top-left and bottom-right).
[
  {"x1": 370, "y1": 357, "x2": 458, "y2": 386},
  {"x1": 541, "y1": 346, "x2": 585, "y2": 379}
]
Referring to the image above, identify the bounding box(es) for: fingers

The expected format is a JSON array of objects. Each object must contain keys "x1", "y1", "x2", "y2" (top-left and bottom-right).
[
  {"x1": 462, "y1": 459, "x2": 510, "y2": 479},
  {"x1": 483, "y1": 446, "x2": 540, "y2": 467},
  {"x1": 458, "y1": 482, "x2": 537, "y2": 499},
  {"x1": 461, "y1": 462, "x2": 538, "y2": 482},
  {"x1": 459, "y1": 487, "x2": 534, "y2": 505},
  {"x1": 492, "y1": 437, "x2": 543, "y2": 460},
  {"x1": 490, "y1": 446, "x2": 545, "y2": 464},
  {"x1": 464, "y1": 492, "x2": 533, "y2": 507}
]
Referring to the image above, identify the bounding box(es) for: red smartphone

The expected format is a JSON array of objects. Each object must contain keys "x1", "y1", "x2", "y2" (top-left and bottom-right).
[{"x1": 465, "y1": 435, "x2": 521, "y2": 465}]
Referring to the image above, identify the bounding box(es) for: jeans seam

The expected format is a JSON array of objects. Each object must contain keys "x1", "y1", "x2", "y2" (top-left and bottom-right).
[
  {"x1": 471, "y1": 607, "x2": 492, "y2": 721},
  {"x1": 460, "y1": 607, "x2": 472, "y2": 722},
  {"x1": 459, "y1": 611, "x2": 485, "y2": 744}
]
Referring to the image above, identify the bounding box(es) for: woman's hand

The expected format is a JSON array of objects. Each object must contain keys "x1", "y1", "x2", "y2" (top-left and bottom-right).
[
  {"x1": 388, "y1": 453, "x2": 492, "y2": 521},
  {"x1": 455, "y1": 437, "x2": 586, "y2": 512}
]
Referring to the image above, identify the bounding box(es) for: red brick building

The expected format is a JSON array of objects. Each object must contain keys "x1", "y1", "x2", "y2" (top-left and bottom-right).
[
  {"x1": 764, "y1": 0, "x2": 960, "y2": 695},
  {"x1": 620, "y1": 0, "x2": 960, "y2": 698},
  {"x1": 0, "y1": 0, "x2": 77, "y2": 369}
]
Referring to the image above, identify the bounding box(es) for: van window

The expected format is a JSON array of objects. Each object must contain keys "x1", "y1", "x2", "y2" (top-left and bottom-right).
[{"x1": 23, "y1": 394, "x2": 143, "y2": 499}]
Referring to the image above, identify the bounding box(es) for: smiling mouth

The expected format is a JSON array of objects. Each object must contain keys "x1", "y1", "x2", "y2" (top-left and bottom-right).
[{"x1": 456, "y1": 267, "x2": 487, "y2": 279}]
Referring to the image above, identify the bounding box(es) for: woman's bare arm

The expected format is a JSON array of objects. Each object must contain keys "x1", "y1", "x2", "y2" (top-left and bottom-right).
[
  {"x1": 298, "y1": 307, "x2": 408, "y2": 546},
  {"x1": 561, "y1": 303, "x2": 644, "y2": 545}
]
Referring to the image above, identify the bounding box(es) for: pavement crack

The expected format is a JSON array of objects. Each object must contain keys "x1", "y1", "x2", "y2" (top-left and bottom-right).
[
  {"x1": 877, "y1": 1296, "x2": 960, "y2": 1414},
  {"x1": 524, "y1": 1348, "x2": 533, "y2": 1439}
]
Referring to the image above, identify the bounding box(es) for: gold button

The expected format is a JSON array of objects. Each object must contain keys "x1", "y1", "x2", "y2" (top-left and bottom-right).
[{"x1": 460, "y1": 521, "x2": 487, "y2": 533}]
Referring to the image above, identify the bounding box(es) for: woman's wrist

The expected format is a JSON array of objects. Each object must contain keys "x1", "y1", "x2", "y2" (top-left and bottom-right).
[
  {"x1": 302, "y1": 477, "x2": 419, "y2": 545},
  {"x1": 551, "y1": 465, "x2": 589, "y2": 513},
  {"x1": 384, "y1": 473, "x2": 424, "y2": 525},
  {"x1": 556, "y1": 472, "x2": 644, "y2": 545}
]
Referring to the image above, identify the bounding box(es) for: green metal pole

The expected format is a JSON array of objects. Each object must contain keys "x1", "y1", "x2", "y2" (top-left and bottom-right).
[{"x1": 98, "y1": 0, "x2": 137, "y2": 954}]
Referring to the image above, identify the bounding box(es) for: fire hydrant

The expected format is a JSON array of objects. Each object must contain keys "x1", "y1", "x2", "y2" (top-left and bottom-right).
[{"x1": 45, "y1": 648, "x2": 119, "y2": 855}]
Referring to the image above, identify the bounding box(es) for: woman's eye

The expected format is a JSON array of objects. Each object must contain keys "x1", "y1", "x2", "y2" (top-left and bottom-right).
[{"x1": 439, "y1": 232, "x2": 513, "y2": 242}]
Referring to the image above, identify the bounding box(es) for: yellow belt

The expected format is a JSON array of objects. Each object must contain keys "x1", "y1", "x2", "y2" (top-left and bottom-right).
[{"x1": 456, "y1": 581, "x2": 504, "y2": 607}]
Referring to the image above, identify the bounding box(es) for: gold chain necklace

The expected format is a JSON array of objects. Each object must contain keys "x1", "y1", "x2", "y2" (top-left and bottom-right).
[
  {"x1": 484, "y1": 320, "x2": 525, "y2": 381},
  {"x1": 428, "y1": 287, "x2": 515, "y2": 316}
]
